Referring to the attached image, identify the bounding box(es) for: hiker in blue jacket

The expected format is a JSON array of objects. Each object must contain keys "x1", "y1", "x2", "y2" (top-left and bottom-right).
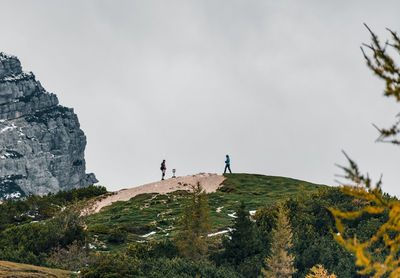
[{"x1": 224, "y1": 155, "x2": 232, "y2": 174}]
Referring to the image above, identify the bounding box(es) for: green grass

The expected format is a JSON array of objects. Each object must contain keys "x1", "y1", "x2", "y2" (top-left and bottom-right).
[
  {"x1": 86, "y1": 173, "x2": 326, "y2": 250},
  {"x1": 208, "y1": 173, "x2": 325, "y2": 228}
]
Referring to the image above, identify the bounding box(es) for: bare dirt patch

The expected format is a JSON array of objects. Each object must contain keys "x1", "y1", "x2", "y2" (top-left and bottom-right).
[{"x1": 90, "y1": 173, "x2": 225, "y2": 214}]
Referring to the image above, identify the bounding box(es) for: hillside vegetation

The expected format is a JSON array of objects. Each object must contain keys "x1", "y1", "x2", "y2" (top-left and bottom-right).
[
  {"x1": 86, "y1": 174, "x2": 325, "y2": 244},
  {"x1": 0, "y1": 173, "x2": 389, "y2": 277}
]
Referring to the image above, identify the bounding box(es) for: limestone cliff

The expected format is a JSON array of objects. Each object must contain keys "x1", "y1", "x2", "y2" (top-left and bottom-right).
[{"x1": 0, "y1": 53, "x2": 97, "y2": 199}]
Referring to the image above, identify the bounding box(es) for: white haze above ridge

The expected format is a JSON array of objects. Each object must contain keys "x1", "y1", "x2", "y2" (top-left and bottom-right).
[{"x1": 0, "y1": 0, "x2": 400, "y2": 195}]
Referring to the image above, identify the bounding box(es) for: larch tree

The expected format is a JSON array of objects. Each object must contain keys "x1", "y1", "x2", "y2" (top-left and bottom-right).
[
  {"x1": 262, "y1": 203, "x2": 296, "y2": 278},
  {"x1": 330, "y1": 25, "x2": 400, "y2": 278},
  {"x1": 361, "y1": 24, "x2": 400, "y2": 144},
  {"x1": 175, "y1": 182, "x2": 211, "y2": 261},
  {"x1": 305, "y1": 265, "x2": 337, "y2": 278}
]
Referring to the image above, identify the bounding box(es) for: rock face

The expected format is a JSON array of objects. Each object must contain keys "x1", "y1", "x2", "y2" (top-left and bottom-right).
[{"x1": 0, "y1": 52, "x2": 97, "y2": 199}]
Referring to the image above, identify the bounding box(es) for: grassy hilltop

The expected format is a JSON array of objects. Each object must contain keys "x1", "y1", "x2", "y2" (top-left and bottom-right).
[{"x1": 86, "y1": 173, "x2": 325, "y2": 247}]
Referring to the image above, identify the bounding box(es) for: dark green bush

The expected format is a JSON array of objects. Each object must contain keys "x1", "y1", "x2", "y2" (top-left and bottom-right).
[
  {"x1": 88, "y1": 224, "x2": 110, "y2": 234},
  {"x1": 107, "y1": 227, "x2": 128, "y2": 243},
  {"x1": 121, "y1": 223, "x2": 151, "y2": 235},
  {"x1": 0, "y1": 204, "x2": 87, "y2": 266},
  {"x1": 81, "y1": 253, "x2": 241, "y2": 278},
  {"x1": 0, "y1": 185, "x2": 107, "y2": 233},
  {"x1": 127, "y1": 240, "x2": 179, "y2": 260}
]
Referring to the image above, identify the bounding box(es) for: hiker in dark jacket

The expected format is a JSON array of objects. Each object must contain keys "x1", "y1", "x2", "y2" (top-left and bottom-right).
[
  {"x1": 161, "y1": 160, "x2": 166, "y2": 180},
  {"x1": 224, "y1": 155, "x2": 232, "y2": 174}
]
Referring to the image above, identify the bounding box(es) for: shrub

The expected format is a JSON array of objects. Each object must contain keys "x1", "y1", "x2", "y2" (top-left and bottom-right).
[
  {"x1": 46, "y1": 240, "x2": 92, "y2": 270},
  {"x1": 107, "y1": 227, "x2": 128, "y2": 243}
]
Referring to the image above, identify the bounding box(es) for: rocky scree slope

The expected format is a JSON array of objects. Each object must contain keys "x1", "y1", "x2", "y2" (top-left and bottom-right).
[{"x1": 0, "y1": 52, "x2": 97, "y2": 199}]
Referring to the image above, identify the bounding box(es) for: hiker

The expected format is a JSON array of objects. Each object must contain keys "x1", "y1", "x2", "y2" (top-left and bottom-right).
[
  {"x1": 224, "y1": 155, "x2": 232, "y2": 174},
  {"x1": 160, "y1": 160, "x2": 166, "y2": 180}
]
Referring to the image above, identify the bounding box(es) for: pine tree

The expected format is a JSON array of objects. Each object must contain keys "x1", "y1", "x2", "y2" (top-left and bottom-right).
[
  {"x1": 175, "y1": 182, "x2": 211, "y2": 261},
  {"x1": 262, "y1": 203, "x2": 296, "y2": 278},
  {"x1": 305, "y1": 265, "x2": 337, "y2": 278},
  {"x1": 221, "y1": 201, "x2": 261, "y2": 266}
]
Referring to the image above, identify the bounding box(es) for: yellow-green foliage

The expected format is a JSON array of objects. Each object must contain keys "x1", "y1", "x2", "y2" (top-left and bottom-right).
[
  {"x1": 262, "y1": 203, "x2": 296, "y2": 278},
  {"x1": 175, "y1": 183, "x2": 211, "y2": 261},
  {"x1": 330, "y1": 185, "x2": 400, "y2": 278},
  {"x1": 47, "y1": 240, "x2": 91, "y2": 271},
  {"x1": 330, "y1": 25, "x2": 400, "y2": 278},
  {"x1": 305, "y1": 265, "x2": 336, "y2": 278},
  {"x1": 332, "y1": 154, "x2": 400, "y2": 277},
  {"x1": 332, "y1": 153, "x2": 399, "y2": 278}
]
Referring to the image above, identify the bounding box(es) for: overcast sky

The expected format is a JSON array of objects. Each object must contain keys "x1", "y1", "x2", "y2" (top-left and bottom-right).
[{"x1": 1, "y1": 1, "x2": 400, "y2": 195}]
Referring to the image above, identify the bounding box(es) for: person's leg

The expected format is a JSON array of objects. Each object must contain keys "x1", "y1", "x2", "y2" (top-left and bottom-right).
[
  {"x1": 228, "y1": 165, "x2": 232, "y2": 173},
  {"x1": 162, "y1": 170, "x2": 165, "y2": 180},
  {"x1": 224, "y1": 164, "x2": 228, "y2": 174}
]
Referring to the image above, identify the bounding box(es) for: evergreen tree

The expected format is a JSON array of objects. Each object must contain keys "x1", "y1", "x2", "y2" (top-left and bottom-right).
[
  {"x1": 262, "y1": 203, "x2": 296, "y2": 278},
  {"x1": 175, "y1": 182, "x2": 211, "y2": 261},
  {"x1": 221, "y1": 201, "x2": 262, "y2": 266}
]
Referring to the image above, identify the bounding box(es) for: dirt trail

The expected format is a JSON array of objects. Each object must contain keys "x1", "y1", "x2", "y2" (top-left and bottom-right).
[{"x1": 90, "y1": 173, "x2": 225, "y2": 214}]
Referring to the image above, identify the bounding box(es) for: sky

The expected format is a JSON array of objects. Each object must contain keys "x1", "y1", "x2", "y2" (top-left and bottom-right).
[{"x1": 0, "y1": 1, "x2": 399, "y2": 195}]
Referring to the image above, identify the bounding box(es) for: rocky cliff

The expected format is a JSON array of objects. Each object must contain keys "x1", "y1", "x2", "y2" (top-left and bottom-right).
[{"x1": 0, "y1": 52, "x2": 97, "y2": 199}]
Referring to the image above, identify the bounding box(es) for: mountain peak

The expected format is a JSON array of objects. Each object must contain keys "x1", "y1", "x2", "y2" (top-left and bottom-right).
[{"x1": 0, "y1": 52, "x2": 97, "y2": 199}]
